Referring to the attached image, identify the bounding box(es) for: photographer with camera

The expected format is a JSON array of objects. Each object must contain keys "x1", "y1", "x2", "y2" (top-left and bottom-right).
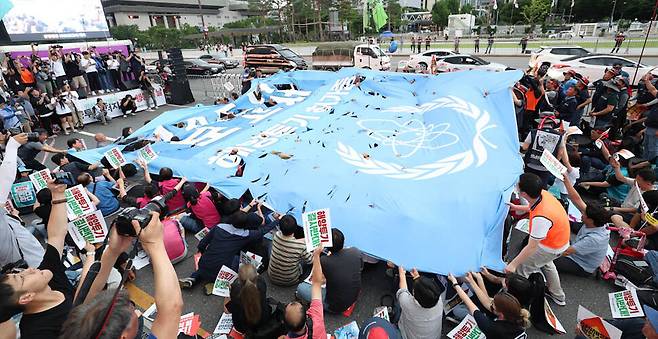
[
  {"x1": 17, "y1": 128, "x2": 67, "y2": 171},
  {"x1": 49, "y1": 46, "x2": 68, "y2": 89},
  {"x1": 0, "y1": 133, "x2": 44, "y2": 268},
  {"x1": 120, "y1": 94, "x2": 137, "y2": 118},
  {"x1": 0, "y1": 96, "x2": 22, "y2": 132},
  {"x1": 51, "y1": 89, "x2": 76, "y2": 135},
  {"x1": 28, "y1": 88, "x2": 56, "y2": 135},
  {"x1": 0, "y1": 177, "x2": 99, "y2": 339},
  {"x1": 60, "y1": 210, "x2": 183, "y2": 339}
]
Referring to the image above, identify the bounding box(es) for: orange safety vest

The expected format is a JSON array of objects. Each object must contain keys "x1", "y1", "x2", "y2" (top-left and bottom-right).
[
  {"x1": 19, "y1": 68, "x2": 34, "y2": 84},
  {"x1": 528, "y1": 191, "x2": 570, "y2": 250}
]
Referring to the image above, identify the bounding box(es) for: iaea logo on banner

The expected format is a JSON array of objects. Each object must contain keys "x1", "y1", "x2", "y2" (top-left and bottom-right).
[{"x1": 336, "y1": 96, "x2": 498, "y2": 180}]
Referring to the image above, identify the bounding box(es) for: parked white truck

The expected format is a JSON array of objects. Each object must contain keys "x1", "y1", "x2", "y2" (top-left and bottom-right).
[{"x1": 312, "y1": 42, "x2": 391, "y2": 71}]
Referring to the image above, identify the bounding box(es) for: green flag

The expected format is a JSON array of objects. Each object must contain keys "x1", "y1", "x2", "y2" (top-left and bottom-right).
[{"x1": 372, "y1": 0, "x2": 388, "y2": 30}]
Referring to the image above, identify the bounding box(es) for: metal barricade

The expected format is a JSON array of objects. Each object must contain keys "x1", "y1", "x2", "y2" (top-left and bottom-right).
[{"x1": 190, "y1": 73, "x2": 243, "y2": 103}]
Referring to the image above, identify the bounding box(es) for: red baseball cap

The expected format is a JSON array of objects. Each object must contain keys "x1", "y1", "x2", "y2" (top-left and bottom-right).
[{"x1": 563, "y1": 69, "x2": 577, "y2": 77}]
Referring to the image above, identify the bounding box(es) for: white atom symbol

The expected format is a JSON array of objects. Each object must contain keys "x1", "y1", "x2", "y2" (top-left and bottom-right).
[{"x1": 357, "y1": 119, "x2": 459, "y2": 158}]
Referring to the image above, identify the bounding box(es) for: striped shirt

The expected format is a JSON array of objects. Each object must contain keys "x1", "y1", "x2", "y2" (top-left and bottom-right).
[{"x1": 268, "y1": 231, "x2": 313, "y2": 286}]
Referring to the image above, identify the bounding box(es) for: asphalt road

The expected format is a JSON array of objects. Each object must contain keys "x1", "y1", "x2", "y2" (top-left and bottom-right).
[{"x1": 38, "y1": 57, "x2": 628, "y2": 337}]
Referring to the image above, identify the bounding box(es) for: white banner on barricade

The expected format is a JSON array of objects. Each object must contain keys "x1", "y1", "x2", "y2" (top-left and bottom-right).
[{"x1": 78, "y1": 85, "x2": 167, "y2": 125}]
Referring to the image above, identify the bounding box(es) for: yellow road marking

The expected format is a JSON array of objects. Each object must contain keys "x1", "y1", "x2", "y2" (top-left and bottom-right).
[{"x1": 126, "y1": 282, "x2": 211, "y2": 338}]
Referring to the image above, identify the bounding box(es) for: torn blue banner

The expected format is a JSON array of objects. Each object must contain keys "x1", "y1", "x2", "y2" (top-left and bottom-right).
[{"x1": 74, "y1": 68, "x2": 524, "y2": 274}]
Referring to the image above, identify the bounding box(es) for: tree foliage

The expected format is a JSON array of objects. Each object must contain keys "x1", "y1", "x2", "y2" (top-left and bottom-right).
[{"x1": 521, "y1": 0, "x2": 551, "y2": 25}]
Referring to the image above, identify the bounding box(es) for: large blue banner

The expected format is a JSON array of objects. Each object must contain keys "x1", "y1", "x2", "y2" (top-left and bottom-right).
[{"x1": 75, "y1": 68, "x2": 524, "y2": 274}]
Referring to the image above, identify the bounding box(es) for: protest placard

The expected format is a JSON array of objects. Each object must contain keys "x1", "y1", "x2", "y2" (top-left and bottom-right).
[
  {"x1": 595, "y1": 139, "x2": 604, "y2": 149},
  {"x1": 577, "y1": 305, "x2": 622, "y2": 339},
  {"x1": 29, "y1": 168, "x2": 51, "y2": 192},
  {"x1": 540, "y1": 149, "x2": 567, "y2": 180},
  {"x1": 143, "y1": 303, "x2": 158, "y2": 321},
  {"x1": 212, "y1": 266, "x2": 238, "y2": 297},
  {"x1": 566, "y1": 126, "x2": 583, "y2": 136},
  {"x1": 302, "y1": 208, "x2": 333, "y2": 252},
  {"x1": 223, "y1": 82, "x2": 235, "y2": 92},
  {"x1": 544, "y1": 298, "x2": 566, "y2": 334},
  {"x1": 65, "y1": 184, "x2": 96, "y2": 220},
  {"x1": 194, "y1": 227, "x2": 209, "y2": 241},
  {"x1": 447, "y1": 315, "x2": 485, "y2": 339},
  {"x1": 67, "y1": 211, "x2": 108, "y2": 245},
  {"x1": 178, "y1": 312, "x2": 201, "y2": 336},
  {"x1": 373, "y1": 306, "x2": 390, "y2": 321},
  {"x1": 239, "y1": 251, "x2": 263, "y2": 269},
  {"x1": 10, "y1": 181, "x2": 36, "y2": 208},
  {"x1": 609, "y1": 290, "x2": 645, "y2": 318},
  {"x1": 615, "y1": 149, "x2": 635, "y2": 160},
  {"x1": 137, "y1": 144, "x2": 158, "y2": 163},
  {"x1": 104, "y1": 147, "x2": 127, "y2": 169},
  {"x1": 213, "y1": 313, "x2": 233, "y2": 334}
]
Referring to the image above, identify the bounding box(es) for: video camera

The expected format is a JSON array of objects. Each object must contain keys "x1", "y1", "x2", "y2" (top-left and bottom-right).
[
  {"x1": 114, "y1": 196, "x2": 167, "y2": 237},
  {"x1": 6, "y1": 128, "x2": 39, "y2": 142}
]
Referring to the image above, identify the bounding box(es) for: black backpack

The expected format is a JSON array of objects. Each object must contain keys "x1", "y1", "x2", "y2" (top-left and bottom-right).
[{"x1": 615, "y1": 256, "x2": 656, "y2": 287}]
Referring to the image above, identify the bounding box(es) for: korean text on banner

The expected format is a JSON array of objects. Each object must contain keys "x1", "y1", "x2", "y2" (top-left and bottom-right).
[
  {"x1": 213, "y1": 313, "x2": 233, "y2": 334},
  {"x1": 447, "y1": 315, "x2": 485, "y2": 339},
  {"x1": 68, "y1": 210, "x2": 108, "y2": 245},
  {"x1": 239, "y1": 251, "x2": 263, "y2": 269},
  {"x1": 577, "y1": 305, "x2": 622, "y2": 339},
  {"x1": 65, "y1": 184, "x2": 96, "y2": 220},
  {"x1": 104, "y1": 147, "x2": 127, "y2": 169},
  {"x1": 373, "y1": 306, "x2": 390, "y2": 321},
  {"x1": 138, "y1": 144, "x2": 159, "y2": 163},
  {"x1": 609, "y1": 290, "x2": 645, "y2": 318},
  {"x1": 302, "y1": 208, "x2": 333, "y2": 252},
  {"x1": 29, "y1": 168, "x2": 51, "y2": 192},
  {"x1": 11, "y1": 181, "x2": 36, "y2": 208},
  {"x1": 212, "y1": 265, "x2": 238, "y2": 297},
  {"x1": 540, "y1": 149, "x2": 567, "y2": 180},
  {"x1": 178, "y1": 312, "x2": 201, "y2": 336}
]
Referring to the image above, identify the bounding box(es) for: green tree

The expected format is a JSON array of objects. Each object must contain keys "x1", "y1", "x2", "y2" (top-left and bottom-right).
[
  {"x1": 461, "y1": 3, "x2": 474, "y2": 14},
  {"x1": 386, "y1": 0, "x2": 403, "y2": 31},
  {"x1": 431, "y1": 1, "x2": 449, "y2": 28},
  {"x1": 521, "y1": 0, "x2": 551, "y2": 25},
  {"x1": 445, "y1": 0, "x2": 460, "y2": 14}
]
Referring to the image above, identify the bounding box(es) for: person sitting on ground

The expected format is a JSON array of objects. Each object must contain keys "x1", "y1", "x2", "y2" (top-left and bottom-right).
[
  {"x1": 448, "y1": 273, "x2": 530, "y2": 339},
  {"x1": 92, "y1": 98, "x2": 110, "y2": 125},
  {"x1": 143, "y1": 165, "x2": 186, "y2": 212},
  {"x1": 77, "y1": 171, "x2": 120, "y2": 216},
  {"x1": 611, "y1": 190, "x2": 658, "y2": 250},
  {"x1": 32, "y1": 188, "x2": 52, "y2": 233},
  {"x1": 268, "y1": 214, "x2": 313, "y2": 286},
  {"x1": 59, "y1": 211, "x2": 183, "y2": 339},
  {"x1": 115, "y1": 126, "x2": 133, "y2": 144},
  {"x1": 231, "y1": 92, "x2": 239, "y2": 101},
  {"x1": 179, "y1": 210, "x2": 277, "y2": 293},
  {"x1": 506, "y1": 173, "x2": 570, "y2": 306},
  {"x1": 66, "y1": 138, "x2": 85, "y2": 152},
  {"x1": 179, "y1": 182, "x2": 222, "y2": 233},
  {"x1": 0, "y1": 179, "x2": 98, "y2": 339},
  {"x1": 225, "y1": 263, "x2": 272, "y2": 336},
  {"x1": 119, "y1": 94, "x2": 137, "y2": 118},
  {"x1": 396, "y1": 265, "x2": 444, "y2": 339},
  {"x1": 296, "y1": 229, "x2": 363, "y2": 313},
  {"x1": 560, "y1": 174, "x2": 611, "y2": 276},
  {"x1": 282, "y1": 247, "x2": 327, "y2": 339},
  {"x1": 51, "y1": 153, "x2": 101, "y2": 183},
  {"x1": 116, "y1": 168, "x2": 186, "y2": 210},
  {"x1": 608, "y1": 156, "x2": 656, "y2": 221}
]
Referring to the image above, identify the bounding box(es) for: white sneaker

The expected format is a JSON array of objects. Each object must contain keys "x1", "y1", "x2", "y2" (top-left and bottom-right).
[{"x1": 99, "y1": 90, "x2": 105, "y2": 94}]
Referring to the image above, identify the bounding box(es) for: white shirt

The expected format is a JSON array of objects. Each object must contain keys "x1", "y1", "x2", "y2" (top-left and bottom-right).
[
  {"x1": 52, "y1": 97, "x2": 72, "y2": 115},
  {"x1": 107, "y1": 59, "x2": 119, "y2": 70},
  {"x1": 50, "y1": 59, "x2": 66, "y2": 77},
  {"x1": 80, "y1": 58, "x2": 97, "y2": 73},
  {"x1": 530, "y1": 216, "x2": 570, "y2": 254}
]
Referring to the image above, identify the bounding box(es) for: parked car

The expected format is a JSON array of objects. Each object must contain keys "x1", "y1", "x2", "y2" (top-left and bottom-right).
[
  {"x1": 244, "y1": 44, "x2": 307, "y2": 73},
  {"x1": 199, "y1": 54, "x2": 240, "y2": 69},
  {"x1": 435, "y1": 54, "x2": 507, "y2": 73},
  {"x1": 529, "y1": 45, "x2": 591, "y2": 68},
  {"x1": 312, "y1": 42, "x2": 391, "y2": 71},
  {"x1": 182, "y1": 59, "x2": 225, "y2": 75},
  {"x1": 548, "y1": 31, "x2": 576, "y2": 39},
  {"x1": 406, "y1": 49, "x2": 458, "y2": 71},
  {"x1": 546, "y1": 54, "x2": 654, "y2": 86}
]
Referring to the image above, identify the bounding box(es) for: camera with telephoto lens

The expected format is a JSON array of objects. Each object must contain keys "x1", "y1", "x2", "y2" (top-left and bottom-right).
[
  {"x1": 1, "y1": 259, "x2": 28, "y2": 274},
  {"x1": 51, "y1": 171, "x2": 75, "y2": 185},
  {"x1": 537, "y1": 61, "x2": 551, "y2": 77},
  {"x1": 114, "y1": 196, "x2": 167, "y2": 237}
]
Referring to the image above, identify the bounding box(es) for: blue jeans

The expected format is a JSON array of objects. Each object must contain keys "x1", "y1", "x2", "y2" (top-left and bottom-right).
[
  {"x1": 296, "y1": 281, "x2": 326, "y2": 304},
  {"x1": 645, "y1": 250, "x2": 658, "y2": 285},
  {"x1": 645, "y1": 127, "x2": 658, "y2": 162},
  {"x1": 180, "y1": 215, "x2": 204, "y2": 233},
  {"x1": 580, "y1": 156, "x2": 607, "y2": 177}
]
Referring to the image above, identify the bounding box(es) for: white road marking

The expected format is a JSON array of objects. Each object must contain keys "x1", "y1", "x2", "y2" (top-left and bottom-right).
[{"x1": 77, "y1": 130, "x2": 117, "y2": 141}]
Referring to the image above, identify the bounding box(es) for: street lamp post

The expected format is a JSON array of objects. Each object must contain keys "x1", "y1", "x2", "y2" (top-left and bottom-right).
[
  {"x1": 609, "y1": 0, "x2": 618, "y2": 29},
  {"x1": 197, "y1": 0, "x2": 206, "y2": 30}
]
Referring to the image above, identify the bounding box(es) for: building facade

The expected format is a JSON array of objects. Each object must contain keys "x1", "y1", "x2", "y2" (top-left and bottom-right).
[{"x1": 101, "y1": 0, "x2": 248, "y2": 30}]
